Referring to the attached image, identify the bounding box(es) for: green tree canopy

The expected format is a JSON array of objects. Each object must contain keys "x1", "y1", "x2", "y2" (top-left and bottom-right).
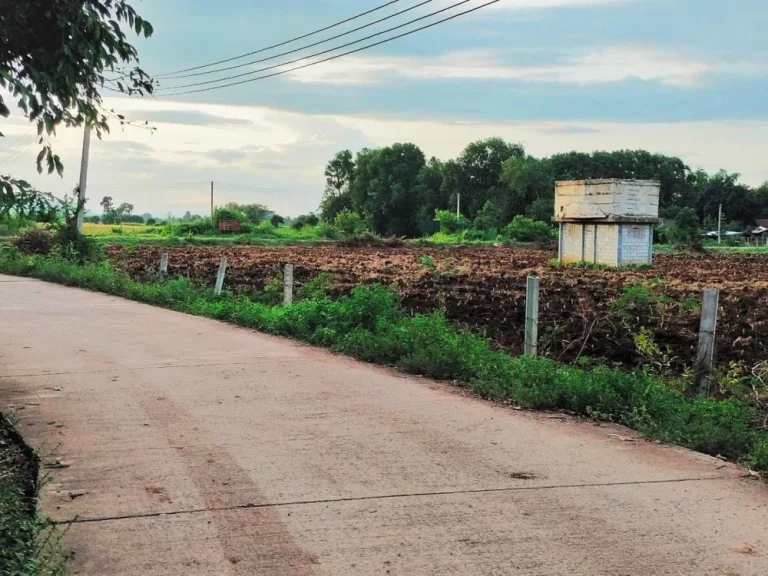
[
  {"x1": 548, "y1": 150, "x2": 695, "y2": 209},
  {"x1": 1, "y1": 0, "x2": 154, "y2": 176},
  {"x1": 455, "y1": 137, "x2": 525, "y2": 218},
  {"x1": 695, "y1": 170, "x2": 759, "y2": 226},
  {"x1": 225, "y1": 202, "x2": 270, "y2": 223},
  {"x1": 351, "y1": 143, "x2": 426, "y2": 236},
  {"x1": 414, "y1": 157, "x2": 447, "y2": 221},
  {"x1": 500, "y1": 155, "x2": 555, "y2": 221},
  {"x1": 324, "y1": 150, "x2": 356, "y2": 195}
]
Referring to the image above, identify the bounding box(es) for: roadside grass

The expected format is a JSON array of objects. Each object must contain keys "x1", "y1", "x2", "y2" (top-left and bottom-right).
[
  {"x1": 1, "y1": 249, "x2": 766, "y2": 473},
  {"x1": 0, "y1": 414, "x2": 69, "y2": 576},
  {"x1": 87, "y1": 223, "x2": 335, "y2": 246}
]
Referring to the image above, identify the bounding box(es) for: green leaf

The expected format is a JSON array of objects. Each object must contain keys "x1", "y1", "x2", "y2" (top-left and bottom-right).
[{"x1": 142, "y1": 21, "x2": 154, "y2": 38}]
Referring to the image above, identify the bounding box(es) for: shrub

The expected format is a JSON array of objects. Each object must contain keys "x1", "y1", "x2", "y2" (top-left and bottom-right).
[
  {"x1": 435, "y1": 210, "x2": 470, "y2": 234},
  {"x1": 290, "y1": 213, "x2": 320, "y2": 230},
  {"x1": 473, "y1": 201, "x2": 501, "y2": 231},
  {"x1": 669, "y1": 207, "x2": 701, "y2": 248},
  {"x1": 526, "y1": 197, "x2": 555, "y2": 223},
  {"x1": 297, "y1": 273, "x2": 335, "y2": 300},
  {"x1": 213, "y1": 206, "x2": 245, "y2": 224},
  {"x1": 316, "y1": 222, "x2": 340, "y2": 239},
  {"x1": 52, "y1": 228, "x2": 104, "y2": 263},
  {"x1": 1, "y1": 414, "x2": 69, "y2": 575},
  {"x1": 11, "y1": 229, "x2": 54, "y2": 255},
  {"x1": 333, "y1": 210, "x2": 366, "y2": 236},
  {"x1": 146, "y1": 218, "x2": 157, "y2": 226},
  {"x1": 270, "y1": 214, "x2": 285, "y2": 227},
  {"x1": 504, "y1": 215, "x2": 552, "y2": 242},
  {"x1": 465, "y1": 228, "x2": 495, "y2": 241},
  {"x1": 174, "y1": 218, "x2": 216, "y2": 236}
]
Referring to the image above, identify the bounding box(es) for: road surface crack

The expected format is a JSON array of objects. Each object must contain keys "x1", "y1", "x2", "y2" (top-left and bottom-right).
[{"x1": 55, "y1": 475, "x2": 726, "y2": 525}]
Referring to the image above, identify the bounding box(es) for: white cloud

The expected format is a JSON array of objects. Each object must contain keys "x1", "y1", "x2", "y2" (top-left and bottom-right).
[
  {"x1": 2, "y1": 98, "x2": 767, "y2": 217},
  {"x1": 288, "y1": 46, "x2": 744, "y2": 87}
]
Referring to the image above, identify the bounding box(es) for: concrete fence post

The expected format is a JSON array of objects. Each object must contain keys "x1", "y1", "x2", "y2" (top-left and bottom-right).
[
  {"x1": 160, "y1": 253, "x2": 168, "y2": 276},
  {"x1": 283, "y1": 264, "x2": 294, "y2": 306},
  {"x1": 524, "y1": 275, "x2": 540, "y2": 357},
  {"x1": 695, "y1": 288, "x2": 719, "y2": 396},
  {"x1": 214, "y1": 257, "x2": 227, "y2": 296}
]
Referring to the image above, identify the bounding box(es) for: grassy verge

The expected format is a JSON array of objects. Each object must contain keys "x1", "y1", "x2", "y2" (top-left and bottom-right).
[
  {"x1": 0, "y1": 414, "x2": 68, "y2": 575},
  {"x1": 85, "y1": 222, "x2": 334, "y2": 246},
  {"x1": 1, "y1": 249, "x2": 766, "y2": 473}
]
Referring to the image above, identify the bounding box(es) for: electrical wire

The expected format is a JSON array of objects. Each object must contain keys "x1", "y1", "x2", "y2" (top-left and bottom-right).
[
  {"x1": 163, "y1": 0, "x2": 434, "y2": 81},
  {"x1": 0, "y1": 127, "x2": 40, "y2": 165},
  {"x1": 158, "y1": 0, "x2": 498, "y2": 97},
  {"x1": 157, "y1": 0, "x2": 471, "y2": 93},
  {"x1": 155, "y1": 0, "x2": 403, "y2": 79},
  {"x1": 214, "y1": 181, "x2": 310, "y2": 195}
]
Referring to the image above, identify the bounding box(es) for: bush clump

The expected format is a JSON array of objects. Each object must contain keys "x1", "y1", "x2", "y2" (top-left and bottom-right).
[
  {"x1": 1, "y1": 414, "x2": 69, "y2": 575},
  {"x1": 434, "y1": 210, "x2": 470, "y2": 234},
  {"x1": 11, "y1": 229, "x2": 54, "y2": 255},
  {"x1": 504, "y1": 216, "x2": 553, "y2": 242},
  {"x1": 291, "y1": 213, "x2": 320, "y2": 230},
  {"x1": 333, "y1": 209, "x2": 366, "y2": 236}
]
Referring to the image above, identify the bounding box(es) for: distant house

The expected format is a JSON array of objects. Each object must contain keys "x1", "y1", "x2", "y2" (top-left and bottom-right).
[{"x1": 756, "y1": 219, "x2": 768, "y2": 229}]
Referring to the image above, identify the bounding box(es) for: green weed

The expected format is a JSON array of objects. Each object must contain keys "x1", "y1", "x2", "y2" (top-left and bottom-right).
[{"x1": 0, "y1": 414, "x2": 70, "y2": 575}]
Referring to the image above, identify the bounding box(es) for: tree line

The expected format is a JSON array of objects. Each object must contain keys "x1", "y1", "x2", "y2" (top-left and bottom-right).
[{"x1": 317, "y1": 138, "x2": 768, "y2": 237}]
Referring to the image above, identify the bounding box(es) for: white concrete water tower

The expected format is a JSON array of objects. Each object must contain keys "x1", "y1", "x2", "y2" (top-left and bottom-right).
[{"x1": 554, "y1": 179, "x2": 660, "y2": 266}]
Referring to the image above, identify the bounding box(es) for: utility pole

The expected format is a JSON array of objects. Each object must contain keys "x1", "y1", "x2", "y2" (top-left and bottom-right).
[
  {"x1": 210, "y1": 181, "x2": 214, "y2": 221},
  {"x1": 717, "y1": 203, "x2": 722, "y2": 244},
  {"x1": 456, "y1": 192, "x2": 461, "y2": 219},
  {"x1": 76, "y1": 120, "x2": 92, "y2": 233}
]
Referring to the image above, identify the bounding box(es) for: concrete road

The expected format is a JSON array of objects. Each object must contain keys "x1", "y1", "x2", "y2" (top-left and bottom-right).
[{"x1": 1, "y1": 275, "x2": 767, "y2": 575}]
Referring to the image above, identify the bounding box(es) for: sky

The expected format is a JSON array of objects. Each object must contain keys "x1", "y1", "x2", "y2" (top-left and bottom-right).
[{"x1": 1, "y1": 0, "x2": 767, "y2": 217}]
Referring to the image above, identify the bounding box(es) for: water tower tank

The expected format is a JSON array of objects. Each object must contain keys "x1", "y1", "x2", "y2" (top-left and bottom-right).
[{"x1": 554, "y1": 179, "x2": 661, "y2": 266}]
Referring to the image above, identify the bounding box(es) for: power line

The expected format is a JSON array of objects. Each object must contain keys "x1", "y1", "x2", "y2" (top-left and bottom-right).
[
  {"x1": 157, "y1": 0, "x2": 471, "y2": 93},
  {"x1": 156, "y1": 0, "x2": 403, "y2": 79},
  {"x1": 215, "y1": 181, "x2": 312, "y2": 195},
  {"x1": 163, "y1": 0, "x2": 434, "y2": 81},
  {"x1": 158, "y1": 0, "x2": 498, "y2": 97},
  {"x1": 0, "y1": 128, "x2": 40, "y2": 165}
]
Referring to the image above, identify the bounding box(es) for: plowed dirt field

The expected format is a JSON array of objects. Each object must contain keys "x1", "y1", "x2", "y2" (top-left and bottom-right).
[{"x1": 106, "y1": 244, "x2": 768, "y2": 372}]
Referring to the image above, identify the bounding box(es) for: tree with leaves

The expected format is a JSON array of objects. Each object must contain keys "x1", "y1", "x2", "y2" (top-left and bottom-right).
[
  {"x1": 473, "y1": 200, "x2": 502, "y2": 231},
  {"x1": 454, "y1": 137, "x2": 525, "y2": 219},
  {"x1": 0, "y1": 179, "x2": 55, "y2": 221},
  {"x1": 351, "y1": 144, "x2": 426, "y2": 236},
  {"x1": 695, "y1": 170, "x2": 759, "y2": 226},
  {"x1": 324, "y1": 150, "x2": 356, "y2": 195},
  {"x1": 500, "y1": 155, "x2": 555, "y2": 222},
  {"x1": 224, "y1": 203, "x2": 270, "y2": 224},
  {"x1": 1, "y1": 0, "x2": 154, "y2": 221},
  {"x1": 116, "y1": 202, "x2": 134, "y2": 219},
  {"x1": 414, "y1": 157, "x2": 448, "y2": 220},
  {"x1": 320, "y1": 150, "x2": 356, "y2": 222},
  {"x1": 753, "y1": 181, "x2": 768, "y2": 218}
]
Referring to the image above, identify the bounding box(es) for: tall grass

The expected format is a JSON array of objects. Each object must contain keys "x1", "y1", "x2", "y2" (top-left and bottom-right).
[
  {"x1": 0, "y1": 248, "x2": 766, "y2": 472},
  {"x1": 0, "y1": 414, "x2": 69, "y2": 575}
]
